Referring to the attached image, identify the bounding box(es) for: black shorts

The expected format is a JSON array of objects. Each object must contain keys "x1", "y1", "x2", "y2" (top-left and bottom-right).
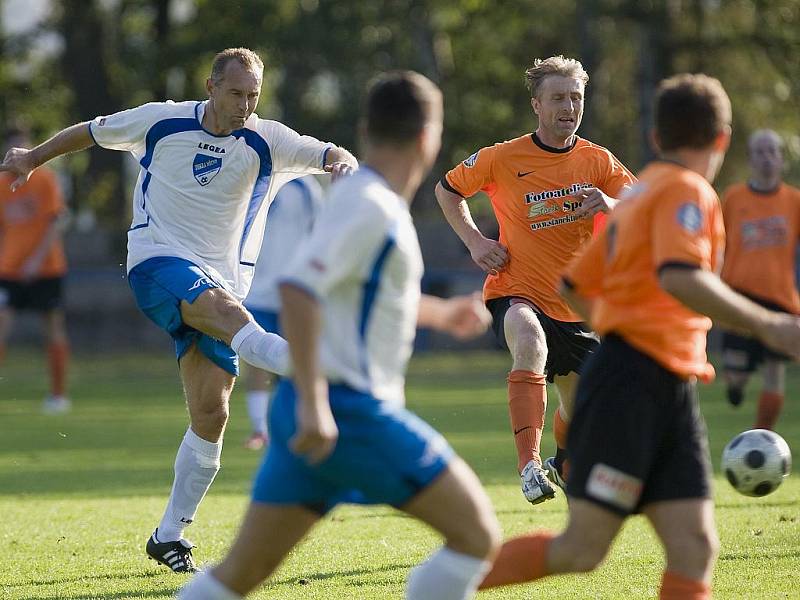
[
  {"x1": 566, "y1": 334, "x2": 712, "y2": 517},
  {"x1": 722, "y1": 291, "x2": 792, "y2": 372},
  {"x1": 0, "y1": 277, "x2": 64, "y2": 312},
  {"x1": 487, "y1": 296, "x2": 599, "y2": 382}
]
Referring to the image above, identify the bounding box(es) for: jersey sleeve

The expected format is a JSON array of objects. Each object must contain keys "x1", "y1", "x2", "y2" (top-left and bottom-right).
[
  {"x1": 442, "y1": 145, "x2": 497, "y2": 198},
  {"x1": 652, "y1": 181, "x2": 719, "y2": 272},
  {"x1": 599, "y1": 149, "x2": 637, "y2": 198},
  {"x1": 256, "y1": 120, "x2": 330, "y2": 176},
  {"x1": 563, "y1": 226, "x2": 608, "y2": 298},
  {"x1": 280, "y1": 193, "x2": 390, "y2": 298},
  {"x1": 89, "y1": 102, "x2": 176, "y2": 157}
]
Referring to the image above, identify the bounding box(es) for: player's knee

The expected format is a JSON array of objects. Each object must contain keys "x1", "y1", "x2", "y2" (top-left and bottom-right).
[
  {"x1": 666, "y1": 528, "x2": 719, "y2": 572},
  {"x1": 555, "y1": 528, "x2": 609, "y2": 573},
  {"x1": 450, "y1": 510, "x2": 501, "y2": 559},
  {"x1": 191, "y1": 402, "x2": 229, "y2": 437}
]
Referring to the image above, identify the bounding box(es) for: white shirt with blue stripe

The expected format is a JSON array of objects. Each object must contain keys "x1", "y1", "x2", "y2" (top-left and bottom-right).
[
  {"x1": 245, "y1": 176, "x2": 323, "y2": 312},
  {"x1": 281, "y1": 168, "x2": 423, "y2": 407},
  {"x1": 89, "y1": 100, "x2": 331, "y2": 300}
]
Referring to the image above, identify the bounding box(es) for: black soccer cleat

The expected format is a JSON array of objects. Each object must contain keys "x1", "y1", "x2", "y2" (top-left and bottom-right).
[
  {"x1": 727, "y1": 386, "x2": 744, "y2": 407},
  {"x1": 146, "y1": 529, "x2": 201, "y2": 573}
]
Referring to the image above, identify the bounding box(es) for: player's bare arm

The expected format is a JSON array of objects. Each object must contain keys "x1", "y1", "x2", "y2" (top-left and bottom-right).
[
  {"x1": 660, "y1": 266, "x2": 800, "y2": 360},
  {"x1": 279, "y1": 282, "x2": 338, "y2": 464},
  {"x1": 418, "y1": 291, "x2": 492, "y2": 340},
  {"x1": 0, "y1": 123, "x2": 95, "y2": 191},
  {"x1": 571, "y1": 186, "x2": 623, "y2": 218},
  {"x1": 323, "y1": 146, "x2": 359, "y2": 181},
  {"x1": 559, "y1": 280, "x2": 593, "y2": 323},
  {"x1": 434, "y1": 181, "x2": 508, "y2": 273}
]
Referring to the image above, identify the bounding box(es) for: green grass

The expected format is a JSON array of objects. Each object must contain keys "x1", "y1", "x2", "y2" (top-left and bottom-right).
[{"x1": 1, "y1": 350, "x2": 798, "y2": 599}]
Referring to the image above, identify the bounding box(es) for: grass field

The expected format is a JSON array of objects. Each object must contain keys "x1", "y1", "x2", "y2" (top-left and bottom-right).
[{"x1": 1, "y1": 349, "x2": 798, "y2": 600}]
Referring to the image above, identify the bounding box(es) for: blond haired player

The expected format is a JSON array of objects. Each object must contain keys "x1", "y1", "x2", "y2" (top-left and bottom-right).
[{"x1": 436, "y1": 55, "x2": 634, "y2": 504}]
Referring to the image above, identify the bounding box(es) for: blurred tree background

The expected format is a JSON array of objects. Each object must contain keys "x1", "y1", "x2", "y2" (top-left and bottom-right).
[{"x1": 1, "y1": 0, "x2": 799, "y2": 232}]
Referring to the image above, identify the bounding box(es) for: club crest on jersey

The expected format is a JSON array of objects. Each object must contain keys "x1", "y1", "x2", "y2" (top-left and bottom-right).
[
  {"x1": 193, "y1": 153, "x2": 222, "y2": 186},
  {"x1": 463, "y1": 151, "x2": 479, "y2": 168},
  {"x1": 677, "y1": 202, "x2": 702, "y2": 233}
]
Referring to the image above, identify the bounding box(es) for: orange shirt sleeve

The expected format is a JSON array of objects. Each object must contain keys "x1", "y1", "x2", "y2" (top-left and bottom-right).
[
  {"x1": 652, "y1": 182, "x2": 716, "y2": 271},
  {"x1": 563, "y1": 225, "x2": 608, "y2": 298},
  {"x1": 443, "y1": 145, "x2": 497, "y2": 198},
  {"x1": 600, "y1": 150, "x2": 637, "y2": 198}
]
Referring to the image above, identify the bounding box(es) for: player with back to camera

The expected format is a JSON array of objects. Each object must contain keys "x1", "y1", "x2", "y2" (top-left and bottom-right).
[
  {"x1": 0, "y1": 47, "x2": 358, "y2": 572},
  {"x1": 477, "y1": 74, "x2": 800, "y2": 599},
  {"x1": 435, "y1": 55, "x2": 635, "y2": 505},
  {"x1": 718, "y1": 128, "x2": 800, "y2": 431},
  {"x1": 0, "y1": 125, "x2": 71, "y2": 414},
  {"x1": 241, "y1": 175, "x2": 323, "y2": 450},
  {"x1": 177, "y1": 70, "x2": 501, "y2": 600}
]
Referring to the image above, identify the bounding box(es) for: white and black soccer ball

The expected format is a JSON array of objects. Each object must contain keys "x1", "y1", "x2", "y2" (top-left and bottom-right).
[{"x1": 721, "y1": 429, "x2": 792, "y2": 497}]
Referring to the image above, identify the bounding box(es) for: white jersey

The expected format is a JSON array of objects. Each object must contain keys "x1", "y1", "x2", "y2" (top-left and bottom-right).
[
  {"x1": 244, "y1": 176, "x2": 323, "y2": 312},
  {"x1": 281, "y1": 167, "x2": 423, "y2": 406},
  {"x1": 89, "y1": 100, "x2": 330, "y2": 299}
]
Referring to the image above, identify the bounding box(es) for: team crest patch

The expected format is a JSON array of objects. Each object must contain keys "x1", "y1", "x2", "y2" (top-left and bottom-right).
[
  {"x1": 193, "y1": 153, "x2": 223, "y2": 186},
  {"x1": 677, "y1": 202, "x2": 702, "y2": 233},
  {"x1": 463, "y1": 151, "x2": 479, "y2": 168}
]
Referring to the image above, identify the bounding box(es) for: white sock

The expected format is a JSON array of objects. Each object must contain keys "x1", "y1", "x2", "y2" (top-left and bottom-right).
[
  {"x1": 231, "y1": 322, "x2": 290, "y2": 376},
  {"x1": 246, "y1": 390, "x2": 270, "y2": 435},
  {"x1": 157, "y1": 428, "x2": 222, "y2": 542},
  {"x1": 177, "y1": 570, "x2": 242, "y2": 600},
  {"x1": 405, "y1": 547, "x2": 491, "y2": 600}
]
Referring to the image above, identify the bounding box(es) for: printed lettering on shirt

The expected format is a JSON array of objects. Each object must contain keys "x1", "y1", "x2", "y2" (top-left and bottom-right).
[{"x1": 741, "y1": 215, "x2": 788, "y2": 249}]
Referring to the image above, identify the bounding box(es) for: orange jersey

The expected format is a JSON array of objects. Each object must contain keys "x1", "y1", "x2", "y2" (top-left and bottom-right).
[
  {"x1": 720, "y1": 182, "x2": 800, "y2": 313},
  {"x1": 444, "y1": 134, "x2": 635, "y2": 321},
  {"x1": 0, "y1": 167, "x2": 66, "y2": 279},
  {"x1": 564, "y1": 162, "x2": 725, "y2": 381}
]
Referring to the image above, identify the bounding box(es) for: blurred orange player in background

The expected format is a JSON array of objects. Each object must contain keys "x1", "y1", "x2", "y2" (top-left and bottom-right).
[
  {"x1": 719, "y1": 129, "x2": 800, "y2": 431},
  {"x1": 0, "y1": 126, "x2": 70, "y2": 414}
]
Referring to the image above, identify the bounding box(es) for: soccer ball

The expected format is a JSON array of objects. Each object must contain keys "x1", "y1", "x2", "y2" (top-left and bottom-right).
[{"x1": 721, "y1": 429, "x2": 792, "y2": 497}]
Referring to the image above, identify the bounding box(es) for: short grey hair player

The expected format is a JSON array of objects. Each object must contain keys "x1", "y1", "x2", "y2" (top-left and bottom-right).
[{"x1": 0, "y1": 46, "x2": 358, "y2": 571}]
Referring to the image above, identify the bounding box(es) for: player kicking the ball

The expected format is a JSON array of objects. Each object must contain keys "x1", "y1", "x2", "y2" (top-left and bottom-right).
[{"x1": 178, "y1": 71, "x2": 501, "y2": 600}]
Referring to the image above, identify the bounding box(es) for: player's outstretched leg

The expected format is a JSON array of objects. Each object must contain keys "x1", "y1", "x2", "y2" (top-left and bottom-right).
[{"x1": 403, "y1": 457, "x2": 501, "y2": 600}]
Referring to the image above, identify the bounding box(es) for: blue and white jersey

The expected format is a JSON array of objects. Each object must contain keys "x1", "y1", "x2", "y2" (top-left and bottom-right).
[
  {"x1": 281, "y1": 168, "x2": 423, "y2": 406},
  {"x1": 89, "y1": 100, "x2": 331, "y2": 299},
  {"x1": 245, "y1": 176, "x2": 323, "y2": 312}
]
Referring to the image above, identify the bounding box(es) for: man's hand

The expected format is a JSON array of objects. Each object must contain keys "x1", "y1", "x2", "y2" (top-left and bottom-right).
[
  {"x1": 0, "y1": 147, "x2": 36, "y2": 192},
  {"x1": 758, "y1": 313, "x2": 800, "y2": 361},
  {"x1": 324, "y1": 161, "x2": 356, "y2": 182},
  {"x1": 438, "y1": 292, "x2": 492, "y2": 340},
  {"x1": 290, "y1": 380, "x2": 338, "y2": 464},
  {"x1": 571, "y1": 186, "x2": 618, "y2": 218},
  {"x1": 467, "y1": 235, "x2": 508, "y2": 274}
]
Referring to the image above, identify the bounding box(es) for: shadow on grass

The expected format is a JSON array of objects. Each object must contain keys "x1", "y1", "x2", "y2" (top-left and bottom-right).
[
  {"x1": 5, "y1": 570, "x2": 162, "y2": 589},
  {"x1": 719, "y1": 549, "x2": 800, "y2": 561},
  {"x1": 266, "y1": 561, "x2": 416, "y2": 587},
  {"x1": 9, "y1": 571, "x2": 178, "y2": 600}
]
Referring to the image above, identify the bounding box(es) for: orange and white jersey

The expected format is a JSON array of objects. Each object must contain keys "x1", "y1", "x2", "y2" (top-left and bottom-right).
[
  {"x1": 444, "y1": 134, "x2": 634, "y2": 322},
  {"x1": 720, "y1": 182, "x2": 800, "y2": 314},
  {"x1": 564, "y1": 161, "x2": 725, "y2": 381},
  {"x1": 0, "y1": 167, "x2": 66, "y2": 279}
]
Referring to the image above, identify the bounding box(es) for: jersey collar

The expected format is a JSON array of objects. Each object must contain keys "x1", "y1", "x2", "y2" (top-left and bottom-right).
[{"x1": 531, "y1": 132, "x2": 578, "y2": 154}]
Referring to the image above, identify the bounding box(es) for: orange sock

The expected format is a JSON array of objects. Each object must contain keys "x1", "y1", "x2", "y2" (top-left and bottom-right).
[
  {"x1": 755, "y1": 391, "x2": 783, "y2": 431},
  {"x1": 508, "y1": 370, "x2": 547, "y2": 471},
  {"x1": 480, "y1": 532, "x2": 554, "y2": 589},
  {"x1": 553, "y1": 408, "x2": 569, "y2": 449},
  {"x1": 47, "y1": 341, "x2": 70, "y2": 397},
  {"x1": 659, "y1": 571, "x2": 710, "y2": 599}
]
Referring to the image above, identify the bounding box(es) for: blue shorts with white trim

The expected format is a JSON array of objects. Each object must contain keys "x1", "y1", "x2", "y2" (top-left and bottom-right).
[
  {"x1": 128, "y1": 256, "x2": 239, "y2": 375},
  {"x1": 245, "y1": 307, "x2": 280, "y2": 335},
  {"x1": 252, "y1": 379, "x2": 454, "y2": 513}
]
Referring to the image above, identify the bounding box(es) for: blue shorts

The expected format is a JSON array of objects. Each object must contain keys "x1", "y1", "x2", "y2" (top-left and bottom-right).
[
  {"x1": 252, "y1": 380, "x2": 454, "y2": 514},
  {"x1": 245, "y1": 307, "x2": 280, "y2": 335},
  {"x1": 128, "y1": 257, "x2": 239, "y2": 375}
]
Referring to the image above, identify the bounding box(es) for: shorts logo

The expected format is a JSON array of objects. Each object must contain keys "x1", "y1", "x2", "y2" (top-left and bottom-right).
[
  {"x1": 462, "y1": 151, "x2": 479, "y2": 168},
  {"x1": 586, "y1": 463, "x2": 642, "y2": 511},
  {"x1": 98, "y1": 118, "x2": 107, "y2": 126},
  {"x1": 193, "y1": 153, "x2": 223, "y2": 186},
  {"x1": 677, "y1": 203, "x2": 702, "y2": 233},
  {"x1": 188, "y1": 276, "x2": 213, "y2": 292}
]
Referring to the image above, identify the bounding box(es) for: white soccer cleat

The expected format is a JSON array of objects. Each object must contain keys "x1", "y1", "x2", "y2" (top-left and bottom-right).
[
  {"x1": 521, "y1": 460, "x2": 557, "y2": 505},
  {"x1": 543, "y1": 456, "x2": 566, "y2": 491},
  {"x1": 42, "y1": 395, "x2": 72, "y2": 415}
]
